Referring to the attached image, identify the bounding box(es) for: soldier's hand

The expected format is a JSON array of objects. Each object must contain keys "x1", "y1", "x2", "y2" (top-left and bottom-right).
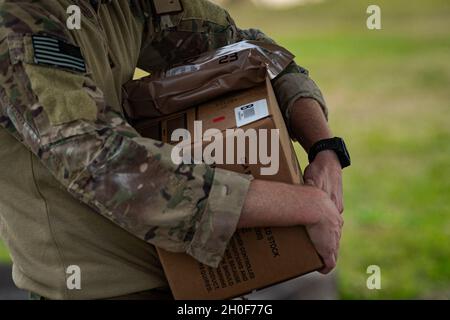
[
  {"x1": 305, "y1": 192, "x2": 343, "y2": 274},
  {"x1": 239, "y1": 180, "x2": 344, "y2": 274},
  {"x1": 304, "y1": 150, "x2": 344, "y2": 213}
]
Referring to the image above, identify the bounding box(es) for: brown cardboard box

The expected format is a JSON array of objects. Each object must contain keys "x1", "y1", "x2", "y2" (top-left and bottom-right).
[{"x1": 134, "y1": 78, "x2": 323, "y2": 300}]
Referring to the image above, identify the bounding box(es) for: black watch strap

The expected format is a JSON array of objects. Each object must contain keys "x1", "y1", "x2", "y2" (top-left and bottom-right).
[{"x1": 308, "y1": 137, "x2": 351, "y2": 169}]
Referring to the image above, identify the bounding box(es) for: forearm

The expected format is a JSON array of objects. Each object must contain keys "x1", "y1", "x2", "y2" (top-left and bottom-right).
[
  {"x1": 294, "y1": 98, "x2": 344, "y2": 213},
  {"x1": 290, "y1": 98, "x2": 333, "y2": 152},
  {"x1": 238, "y1": 179, "x2": 325, "y2": 228}
]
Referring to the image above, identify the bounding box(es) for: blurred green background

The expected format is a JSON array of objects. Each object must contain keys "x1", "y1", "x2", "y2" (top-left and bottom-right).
[
  {"x1": 1, "y1": 0, "x2": 449, "y2": 299},
  {"x1": 221, "y1": 0, "x2": 450, "y2": 299}
]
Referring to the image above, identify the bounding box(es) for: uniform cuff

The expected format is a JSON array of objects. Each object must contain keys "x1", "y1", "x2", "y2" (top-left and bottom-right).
[
  {"x1": 186, "y1": 168, "x2": 253, "y2": 268},
  {"x1": 272, "y1": 73, "x2": 328, "y2": 137}
]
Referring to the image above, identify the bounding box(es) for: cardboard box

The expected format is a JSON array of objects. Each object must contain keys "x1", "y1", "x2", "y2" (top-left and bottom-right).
[{"x1": 134, "y1": 78, "x2": 323, "y2": 300}]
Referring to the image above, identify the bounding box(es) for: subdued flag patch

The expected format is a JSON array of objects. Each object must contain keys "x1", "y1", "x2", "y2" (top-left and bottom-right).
[{"x1": 31, "y1": 35, "x2": 86, "y2": 73}]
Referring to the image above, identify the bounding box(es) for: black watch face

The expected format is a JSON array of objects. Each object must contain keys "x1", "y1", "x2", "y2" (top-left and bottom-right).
[{"x1": 309, "y1": 138, "x2": 351, "y2": 168}]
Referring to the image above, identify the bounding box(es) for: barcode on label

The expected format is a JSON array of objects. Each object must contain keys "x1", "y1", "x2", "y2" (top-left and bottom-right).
[
  {"x1": 239, "y1": 105, "x2": 256, "y2": 120},
  {"x1": 165, "y1": 64, "x2": 199, "y2": 77},
  {"x1": 234, "y1": 99, "x2": 269, "y2": 128}
]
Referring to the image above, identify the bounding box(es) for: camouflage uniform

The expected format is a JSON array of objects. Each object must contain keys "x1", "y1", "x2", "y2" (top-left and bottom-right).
[{"x1": 0, "y1": 0, "x2": 326, "y2": 299}]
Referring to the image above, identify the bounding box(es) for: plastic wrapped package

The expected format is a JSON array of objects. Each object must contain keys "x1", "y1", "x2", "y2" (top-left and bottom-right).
[{"x1": 122, "y1": 40, "x2": 295, "y2": 120}]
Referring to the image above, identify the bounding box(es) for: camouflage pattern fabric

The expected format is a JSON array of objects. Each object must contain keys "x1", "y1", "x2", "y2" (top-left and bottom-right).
[{"x1": 0, "y1": 0, "x2": 326, "y2": 272}]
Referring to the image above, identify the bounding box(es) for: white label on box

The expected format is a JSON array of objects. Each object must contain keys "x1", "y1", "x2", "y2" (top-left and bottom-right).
[{"x1": 234, "y1": 99, "x2": 269, "y2": 128}]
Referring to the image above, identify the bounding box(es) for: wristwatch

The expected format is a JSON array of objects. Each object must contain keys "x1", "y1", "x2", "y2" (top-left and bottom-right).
[{"x1": 308, "y1": 137, "x2": 351, "y2": 169}]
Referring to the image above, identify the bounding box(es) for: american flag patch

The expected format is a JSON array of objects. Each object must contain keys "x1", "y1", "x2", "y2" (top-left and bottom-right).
[{"x1": 32, "y1": 35, "x2": 86, "y2": 73}]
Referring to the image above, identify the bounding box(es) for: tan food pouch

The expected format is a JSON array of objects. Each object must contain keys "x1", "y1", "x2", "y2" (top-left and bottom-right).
[{"x1": 122, "y1": 40, "x2": 294, "y2": 120}]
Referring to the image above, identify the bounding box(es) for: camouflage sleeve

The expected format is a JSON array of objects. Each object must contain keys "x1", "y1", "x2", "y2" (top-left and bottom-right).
[
  {"x1": 138, "y1": 0, "x2": 327, "y2": 138},
  {"x1": 0, "y1": 2, "x2": 252, "y2": 268}
]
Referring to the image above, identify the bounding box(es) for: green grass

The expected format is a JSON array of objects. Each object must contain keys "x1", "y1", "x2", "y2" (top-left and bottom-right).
[
  {"x1": 1, "y1": 0, "x2": 449, "y2": 299},
  {"x1": 226, "y1": 0, "x2": 450, "y2": 299},
  {"x1": 0, "y1": 243, "x2": 8, "y2": 263}
]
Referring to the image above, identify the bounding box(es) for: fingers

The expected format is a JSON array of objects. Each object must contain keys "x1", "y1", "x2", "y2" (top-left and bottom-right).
[
  {"x1": 335, "y1": 175, "x2": 344, "y2": 214},
  {"x1": 319, "y1": 253, "x2": 336, "y2": 274},
  {"x1": 335, "y1": 229, "x2": 342, "y2": 260},
  {"x1": 305, "y1": 163, "x2": 344, "y2": 213},
  {"x1": 303, "y1": 165, "x2": 316, "y2": 187},
  {"x1": 329, "y1": 172, "x2": 343, "y2": 213},
  {"x1": 318, "y1": 226, "x2": 342, "y2": 274},
  {"x1": 331, "y1": 192, "x2": 344, "y2": 214},
  {"x1": 339, "y1": 198, "x2": 344, "y2": 214}
]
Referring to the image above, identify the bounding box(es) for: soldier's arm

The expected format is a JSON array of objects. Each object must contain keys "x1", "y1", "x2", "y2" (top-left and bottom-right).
[
  {"x1": 0, "y1": 2, "x2": 252, "y2": 267},
  {"x1": 138, "y1": 0, "x2": 328, "y2": 138},
  {"x1": 136, "y1": 1, "x2": 343, "y2": 272}
]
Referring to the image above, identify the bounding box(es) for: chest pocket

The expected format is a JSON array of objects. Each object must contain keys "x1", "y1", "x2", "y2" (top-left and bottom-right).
[{"x1": 152, "y1": 0, "x2": 237, "y2": 66}]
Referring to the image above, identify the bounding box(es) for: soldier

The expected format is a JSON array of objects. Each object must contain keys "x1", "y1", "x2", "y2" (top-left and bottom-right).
[{"x1": 0, "y1": 0, "x2": 348, "y2": 299}]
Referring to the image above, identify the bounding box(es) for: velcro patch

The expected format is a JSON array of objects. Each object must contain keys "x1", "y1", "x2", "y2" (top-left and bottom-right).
[
  {"x1": 153, "y1": 0, "x2": 183, "y2": 15},
  {"x1": 31, "y1": 35, "x2": 86, "y2": 73}
]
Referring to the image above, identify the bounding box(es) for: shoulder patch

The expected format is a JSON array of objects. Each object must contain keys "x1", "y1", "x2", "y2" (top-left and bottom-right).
[
  {"x1": 31, "y1": 35, "x2": 86, "y2": 73},
  {"x1": 153, "y1": 0, "x2": 183, "y2": 15}
]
